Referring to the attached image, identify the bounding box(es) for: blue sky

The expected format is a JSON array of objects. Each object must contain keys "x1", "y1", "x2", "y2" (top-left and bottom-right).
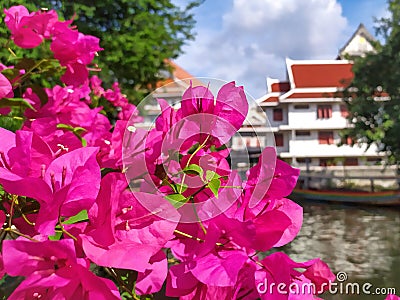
[{"x1": 174, "y1": 0, "x2": 388, "y2": 99}]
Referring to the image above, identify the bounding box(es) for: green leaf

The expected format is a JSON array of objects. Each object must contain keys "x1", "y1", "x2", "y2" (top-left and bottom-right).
[
  {"x1": 48, "y1": 231, "x2": 62, "y2": 241},
  {"x1": 165, "y1": 194, "x2": 188, "y2": 208},
  {"x1": 56, "y1": 124, "x2": 86, "y2": 135},
  {"x1": 79, "y1": 136, "x2": 88, "y2": 147},
  {"x1": 205, "y1": 170, "x2": 220, "y2": 182},
  {"x1": 56, "y1": 123, "x2": 74, "y2": 130},
  {"x1": 208, "y1": 178, "x2": 221, "y2": 198},
  {"x1": 56, "y1": 124, "x2": 87, "y2": 146},
  {"x1": 0, "y1": 115, "x2": 23, "y2": 132},
  {"x1": 174, "y1": 183, "x2": 188, "y2": 193},
  {"x1": 73, "y1": 127, "x2": 87, "y2": 135},
  {"x1": 187, "y1": 142, "x2": 200, "y2": 154},
  {"x1": 0, "y1": 98, "x2": 36, "y2": 111},
  {"x1": 64, "y1": 209, "x2": 88, "y2": 225},
  {"x1": 183, "y1": 164, "x2": 203, "y2": 177},
  {"x1": 210, "y1": 144, "x2": 228, "y2": 152}
]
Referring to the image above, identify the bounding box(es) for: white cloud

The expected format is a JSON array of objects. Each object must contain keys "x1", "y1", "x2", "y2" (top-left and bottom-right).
[{"x1": 176, "y1": 0, "x2": 348, "y2": 98}]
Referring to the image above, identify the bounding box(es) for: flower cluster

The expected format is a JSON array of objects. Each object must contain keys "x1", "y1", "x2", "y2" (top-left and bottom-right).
[
  {"x1": 0, "y1": 4, "x2": 398, "y2": 300},
  {"x1": 4, "y1": 5, "x2": 101, "y2": 87}
]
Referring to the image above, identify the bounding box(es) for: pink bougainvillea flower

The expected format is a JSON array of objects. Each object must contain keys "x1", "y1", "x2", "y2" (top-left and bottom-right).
[
  {"x1": 386, "y1": 295, "x2": 400, "y2": 300},
  {"x1": 2, "y1": 239, "x2": 119, "y2": 299},
  {"x1": 255, "y1": 252, "x2": 335, "y2": 300},
  {"x1": 0, "y1": 72, "x2": 13, "y2": 99},
  {"x1": 0, "y1": 127, "x2": 16, "y2": 162},
  {"x1": 166, "y1": 261, "x2": 201, "y2": 298},
  {"x1": 270, "y1": 198, "x2": 303, "y2": 247},
  {"x1": 4, "y1": 6, "x2": 58, "y2": 48},
  {"x1": 181, "y1": 81, "x2": 248, "y2": 132},
  {"x1": 61, "y1": 62, "x2": 89, "y2": 87},
  {"x1": 0, "y1": 72, "x2": 13, "y2": 114},
  {"x1": 7, "y1": 129, "x2": 54, "y2": 178},
  {"x1": 103, "y1": 82, "x2": 127, "y2": 107},
  {"x1": 0, "y1": 107, "x2": 11, "y2": 115},
  {"x1": 267, "y1": 158, "x2": 301, "y2": 200},
  {"x1": 135, "y1": 250, "x2": 168, "y2": 295},
  {"x1": 23, "y1": 84, "x2": 112, "y2": 151},
  {"x1": 3, "y1": 5, "x2": 30, "y2": 33},
  {"x1": 242, "y1": 147, "x2": 299, "y2": 212},
  {"x1": 167, "y1": 265, "x2": 235, "y2": 300},
  {"x1": 51, "y1": 21, "x2": 101, "y2": 66},
  {"x1": 98, "y1": 120, "x2": 126, "y2": 168},
  {"x1": 81, "y1": 173, "x2": 178, "y2": 274},
  {"x1": 170, "y1": 82, "x2": 248, "y2": 150},
  {"x1": 166, "y1": 260, "x2": 258, "y2": 299},
  {"x1": 118, "y1": 102, "x2": 142, "y2": 121},
  {"x1": 100, "y1": 82, "x2": 142, "y2": 122},
  {"x1": 168, "y1": 215, "x2": 254, "y2": 287},
  {"x1": 90, "y1": 75, "x2": 105, "y2": 97},
  {"x1": 22, "y1": 87, "x2": 42, "y2": 114},
  {"x1": 155, "y1": 98, "x2": 182, "y2": 134},
  {"x1": 0, "y1": 142, "x2": 100, "y2": 235},
  {"x1": 243, "y1": 146, "x2": 277, "y2": 209},
  {"x1": 51, "y1": 22, "x2": 102, "y2": 86}
]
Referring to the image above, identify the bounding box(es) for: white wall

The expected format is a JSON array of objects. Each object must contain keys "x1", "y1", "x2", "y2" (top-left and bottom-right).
[
  {"x1": 231, "y1": 135, "x2": 265, "y2": 150},
  {"x1": 263, "y1": 105, "x2": 288, "y2": 127},
  {"x1": 287, "y1": 130, "x2": 379, "y2": 157},
  {"x1": 287, "y1": 103, "x2": 347, "y2": 129},
  {"x1": 274, "y1": 132, "x2": 289, "y2": 153}
]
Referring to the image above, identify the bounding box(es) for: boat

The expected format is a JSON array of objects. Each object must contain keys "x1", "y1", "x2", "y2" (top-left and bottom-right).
[{"x1": 291, "y1": 173, "x2": 400, "y2": 206}]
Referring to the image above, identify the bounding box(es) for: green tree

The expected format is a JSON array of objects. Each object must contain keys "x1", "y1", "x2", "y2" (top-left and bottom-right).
[
  {"x1": 0, "y1": 0, "x2": 201, "y2": 102},
  {"x1": 342, "y1": 0, "x2": 400, "y2": 165}
]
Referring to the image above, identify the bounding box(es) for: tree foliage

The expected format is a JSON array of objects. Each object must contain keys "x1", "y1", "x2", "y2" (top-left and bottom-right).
[
  {"x1": 0, "y1": 0, "x2": 201, "y2": 102},
  {"x1": 342, "y1": 0, "x2": 400, "y2": 165}
]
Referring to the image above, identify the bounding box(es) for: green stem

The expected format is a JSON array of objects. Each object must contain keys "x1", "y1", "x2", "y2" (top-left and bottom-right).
[
  {"x1": 104, "y1": 267, "x2": 140, "y2": 300},
  {"x1": 58, "y1": 217, "x2": 77, "y2": 241},
  {"x1": 4, "y1": 228, "x2": 39, "y2": 242},
  {"x1": 179, "y1": 134, "x2": 211, "y2": 194},
  {"x1": 13, "y1": 59, "x2": 48, "y2": 87}
]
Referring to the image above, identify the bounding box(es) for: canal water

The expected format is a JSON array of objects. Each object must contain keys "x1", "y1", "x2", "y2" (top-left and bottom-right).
[{"x1": 281, "y1": 200, "x2": 400, "y2": 300}]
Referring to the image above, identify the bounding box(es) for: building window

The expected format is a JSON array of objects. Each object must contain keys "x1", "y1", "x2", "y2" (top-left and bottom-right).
[
  {"x1": 275, "y1": 133, "x2": 284, "y2": 147},
  {"x1": 340, "y1": 104, "x2": 349, "y2": 118},
  {"x1": 273, "y1": 108, "x2": 283, "y2": 121},
  {"x1": 341, "y1": 136, "x2": 353, "y2": 145},
  {"x1": 367, "y1": 157, "x2": 382, "y2": 165},
  {"x1": 319, "y1": 158, "x2": 336, "y2": 167},
  {"x1": 294, "y1": 104, "x2": 309, "y2": 109},
  {"x1": 296, "y1": 130, "x2": 311, "y2": 136},
  {"x1": 317, "y1": 105, "x2": 332, "y2": 119},
  {"x1": 344, "y1": 158, "x2": 358, "y2": 166},
  {"x1": 318, "y1": 131, "x2": 334, "y2": 144}
]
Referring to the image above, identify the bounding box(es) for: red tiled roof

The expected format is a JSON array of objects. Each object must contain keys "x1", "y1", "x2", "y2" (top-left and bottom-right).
[
  {"x1": 290, "y1": 63, "x2": 353, "y2": 88},
  {"x1": 265, "y1": 96, "x2": 279, "y2": 102},
  {"x1": 271, "y1": 81, "x2": 290, "y2": 93},
  {"x1": 168, "y1": 60, "x2": 199, "y2": 82},
  {"x1": 155, "y1": 60, "x2": 202, "y2": 88},
  {"x1": 283, "y1": 92, "x2": 342, "y2": 99},
  {"x1": 259, "y1": 95, "x2": 279, "y2": 103}
]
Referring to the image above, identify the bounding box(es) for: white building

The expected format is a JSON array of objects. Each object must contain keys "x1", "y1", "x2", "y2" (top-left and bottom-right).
[
  {"x1": 138, "y1": 60, "x2": 203, "y2": 128},
  {"x1": 231, "y1": 24, "x2": 384, "y2": 169}
]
